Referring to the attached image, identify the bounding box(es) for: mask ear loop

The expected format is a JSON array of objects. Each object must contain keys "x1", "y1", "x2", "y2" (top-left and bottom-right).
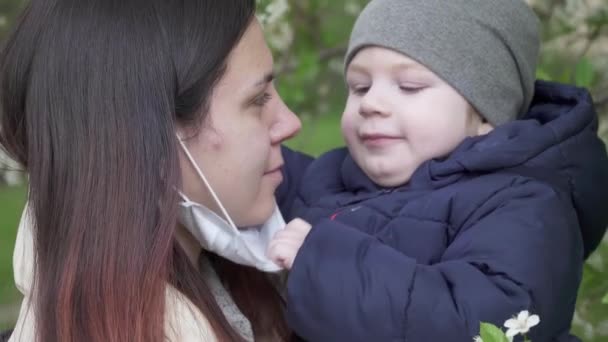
[{"x1": 176, "y1": 134, "x2": 238, "y2": 230}]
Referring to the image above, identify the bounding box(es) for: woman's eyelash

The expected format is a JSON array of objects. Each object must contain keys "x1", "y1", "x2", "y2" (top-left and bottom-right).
[{"x1": 253, "y1": 92, "x2": 272, "y2": 106}]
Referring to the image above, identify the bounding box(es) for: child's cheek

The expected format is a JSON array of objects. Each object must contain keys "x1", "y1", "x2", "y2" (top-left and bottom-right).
[{"x1": 341, "y1": 110, "x2": 358, "y2": 141}]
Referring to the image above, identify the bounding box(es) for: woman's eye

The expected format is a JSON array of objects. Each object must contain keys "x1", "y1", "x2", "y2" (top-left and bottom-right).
[{"x1": 253, "y1": 93, "x2": 272, "y2": 106}]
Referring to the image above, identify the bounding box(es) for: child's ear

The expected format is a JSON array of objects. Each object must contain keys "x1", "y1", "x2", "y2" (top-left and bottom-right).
[
  {"x1": 477, "y1": 118, "x2": 494, "y2": 136},
  {"x1": 469, "y1": 107, "x2": 494, "y2": 136}
]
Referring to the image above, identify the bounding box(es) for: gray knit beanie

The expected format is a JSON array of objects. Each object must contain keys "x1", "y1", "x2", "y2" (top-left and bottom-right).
[{"x1": 345, "y1": 0, "x2": 540, "y2": 126}]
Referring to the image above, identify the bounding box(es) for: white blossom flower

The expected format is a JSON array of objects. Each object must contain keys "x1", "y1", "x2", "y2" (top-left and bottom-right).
[
  {"x1": 264, "y1": 0, "x2": 289, "y2": 25},
  {"x1": 0, "y1": 149, "x2": 23, "y2": 186},
  {"x1": 256, "y1": 0, "x2": 292, "y2": 51},
  {"x1": 344, "y1": 2, "x2": 362, "y2": 16},
  {"x1": 318, "y1": 83, "x2": 330, "y2": 97},
  {"x1": 266, "y1": 21, "x2": 293, "y2": 51},
  {"x1": 328, "y1": 59, "x2": 344, "y2": 74},
  {"x1": 504, "y1": 310, "x2": 540, "y2": 338},
  {"x1": 256, "y1": 12, "x2": 269, "y2": 24}
]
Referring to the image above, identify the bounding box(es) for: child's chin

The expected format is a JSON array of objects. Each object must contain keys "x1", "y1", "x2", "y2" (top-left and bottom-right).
[{"x1": 366, "y1": 167, "x2": 414, "y2": 188}]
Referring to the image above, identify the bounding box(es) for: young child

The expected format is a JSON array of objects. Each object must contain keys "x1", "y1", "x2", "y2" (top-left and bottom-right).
[{"x1": 269, "y1": 0, "x2": 608, "y2": 341}]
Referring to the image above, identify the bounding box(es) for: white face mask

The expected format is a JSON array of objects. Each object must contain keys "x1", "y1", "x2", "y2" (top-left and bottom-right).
[{"x1": 175, "y1": 135, "x2": 284, "y2": 273}]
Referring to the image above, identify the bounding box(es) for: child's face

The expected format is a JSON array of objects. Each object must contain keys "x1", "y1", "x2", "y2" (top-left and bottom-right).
[{"x1": 342, "y1": 47, "x2": 493, "y2": 187}]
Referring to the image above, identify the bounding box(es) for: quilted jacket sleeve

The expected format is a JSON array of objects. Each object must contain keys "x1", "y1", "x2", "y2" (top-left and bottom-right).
[
  {"x1": 286, "y1": 181, "x2": 583, "y2": 341},
  {"x1": 275, "y1": 146, "x2": 313, "y2": 221}
]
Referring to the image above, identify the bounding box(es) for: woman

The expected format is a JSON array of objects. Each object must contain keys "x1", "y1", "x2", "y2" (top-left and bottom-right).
[{"x1": 0, "y1": 0, "x2": 301, "y2": 341}]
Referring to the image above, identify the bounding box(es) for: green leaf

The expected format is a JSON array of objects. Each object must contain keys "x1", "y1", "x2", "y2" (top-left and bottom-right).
[
  {"x1": 586, "y1": 9, "x2": 608, "y2": 27},
  {"x1": 480, "y1": 322, "x2": 509, "y2": 342},
  {"x1": 602, "y1": 292, "x2": 608, "y2": 304},
  {"x1": 295, "y1": 51, "x2": 321, "y2": 82},
  {"x1": 536, "y1": 68, "x2": 552, "y2": 81},
  {"x1": 557, "y1": 69, "x2": 572, "y2": 85},
  {"x1": 574, "y1": 58, "x2": 595, "y2": 88},
  {"x1": 552, "y1": 13, "x2": 578, "y2": 37}
]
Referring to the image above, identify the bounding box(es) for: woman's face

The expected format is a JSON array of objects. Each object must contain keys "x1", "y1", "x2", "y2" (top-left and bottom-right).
[{"x1": 178, "y1": 19, "x2": 301, "y2": 227}]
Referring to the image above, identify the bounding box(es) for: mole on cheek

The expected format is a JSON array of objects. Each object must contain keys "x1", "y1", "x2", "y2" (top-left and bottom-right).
[{"x1": 205, "y1": 130, "x2": 224, "y2": 151}]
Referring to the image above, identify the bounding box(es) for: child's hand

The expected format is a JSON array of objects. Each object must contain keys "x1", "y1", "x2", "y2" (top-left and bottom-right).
[{"x1": 267, "y1": 218, "x2": 312, "y2": 270}]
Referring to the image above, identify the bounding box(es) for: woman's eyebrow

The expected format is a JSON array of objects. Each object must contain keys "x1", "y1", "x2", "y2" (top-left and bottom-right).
[{"x1": 253, "y1": 71, "x2": 275, "y2": 88}]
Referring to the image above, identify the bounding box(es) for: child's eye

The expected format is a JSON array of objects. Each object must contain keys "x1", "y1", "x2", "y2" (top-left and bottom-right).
[
  {"x1": 399, "y1": 85, "x2": 426, "y2": 94},
  {"x1": 351, "y1": 85, "x2": 370, "y2": 96},
  {"x1": 253, "y1": 93, "x2": 272, "y2": 106}
]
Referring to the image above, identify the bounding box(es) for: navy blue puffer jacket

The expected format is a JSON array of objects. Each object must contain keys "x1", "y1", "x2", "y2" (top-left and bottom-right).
[{"x1": 277, "y1": 81, "x2": 608, "y2": 342}]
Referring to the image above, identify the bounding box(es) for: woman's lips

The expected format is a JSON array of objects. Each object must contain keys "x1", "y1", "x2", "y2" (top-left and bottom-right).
[
  {"x1": 264, "y1": 164, "x2": 283, "y2": 175},
  {"x1": 264, "y1": 164, "x2": 284, "y2": 183}
]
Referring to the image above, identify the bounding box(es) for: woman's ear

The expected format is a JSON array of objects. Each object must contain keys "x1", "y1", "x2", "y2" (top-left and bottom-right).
[{"x1": 175, "y1": 125, "x2": 189, "y2": 141}]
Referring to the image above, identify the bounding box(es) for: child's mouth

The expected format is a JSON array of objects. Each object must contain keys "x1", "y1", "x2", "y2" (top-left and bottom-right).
[{"x1": 360, "y1": 133, "x2": 402, "y2": 147}]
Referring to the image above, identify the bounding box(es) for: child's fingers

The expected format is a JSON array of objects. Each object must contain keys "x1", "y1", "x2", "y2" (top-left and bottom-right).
[
  {"x1": 266, "y1": 241, "x2": 295, "y2": 268},
  {"x1": 272, "y1": 228, "x2": 304, "y2": 243},
  {"x1": 286, "y1": 218, "x2": 313, "y2": 234},
  {"x1": 267, "y1": 220, "x2": 312, "y2": 269},
  {"x1": 267, "y1": 236, "x2": 299, "y2": 256}
]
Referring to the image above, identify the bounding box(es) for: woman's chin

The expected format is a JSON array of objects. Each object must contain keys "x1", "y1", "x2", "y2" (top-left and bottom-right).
[{"x1": 237, "y1": 199, "x2": 276, "y2": 228}]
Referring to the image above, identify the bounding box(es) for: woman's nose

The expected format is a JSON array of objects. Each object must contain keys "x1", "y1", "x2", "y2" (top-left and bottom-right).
[{"x1": 270, "y1": 99, "x2": 301, "y2": 144}]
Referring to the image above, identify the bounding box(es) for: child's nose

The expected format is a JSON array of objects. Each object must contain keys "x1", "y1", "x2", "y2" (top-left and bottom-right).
[{"x1": 359, "y1": 89, "x2": 390, "y2": 118}]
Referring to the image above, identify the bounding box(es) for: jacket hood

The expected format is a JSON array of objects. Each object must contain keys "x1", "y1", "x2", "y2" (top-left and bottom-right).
[
  {"x1": 305, "y1": 81, "x2": 607, "y2": 258},
  {"x1": 408, "y1": 80, "x2": 608, "y2": 257}
]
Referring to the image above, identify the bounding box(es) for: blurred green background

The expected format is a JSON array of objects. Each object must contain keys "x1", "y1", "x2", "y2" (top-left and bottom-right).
[{"x1": 1, "y1": 0, "x2": 607, "y2": 339}]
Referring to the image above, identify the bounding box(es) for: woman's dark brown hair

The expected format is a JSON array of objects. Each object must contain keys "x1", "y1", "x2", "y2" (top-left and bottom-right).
[{"x1": 0, "y1": 0, "x2": 289, "y2": 341}]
